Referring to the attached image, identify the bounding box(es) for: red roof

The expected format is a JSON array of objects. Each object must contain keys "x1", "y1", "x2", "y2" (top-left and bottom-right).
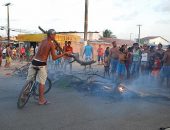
[{"x1": 100, "y1": 38, "x2": 134, "y2": 46}]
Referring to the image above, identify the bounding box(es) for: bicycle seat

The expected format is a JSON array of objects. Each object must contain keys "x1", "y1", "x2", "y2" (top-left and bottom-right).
[{"x1": 33, "y1": 66, "x2": 40, "y2": 71}]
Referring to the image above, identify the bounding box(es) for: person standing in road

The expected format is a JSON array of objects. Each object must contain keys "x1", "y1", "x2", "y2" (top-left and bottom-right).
[
  {"x1": 63, "y1": 41, "x2": 73, "y2": 73},
  {"x1": 4, "y1": 44, "x2": 12, "y2": 68},
  {"x1": 160, "y1": 45, "x2": 170, "y2": 87},
  {"x1": 97, "y1": 44, "x2": 104, "y2": 65},
  {"x1": 130, "y1": 43, "x2": 141, "y2": 78},
  {"x1": 109, "y1": 41, "x2": 120, "y2": 82},
  {"x1": 83, "y1": 41, "x2": 93, "y2": 61}
]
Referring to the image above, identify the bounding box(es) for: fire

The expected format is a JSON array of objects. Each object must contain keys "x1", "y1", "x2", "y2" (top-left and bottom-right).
[{"x1": 117, "y1": 84, "x2": 126, "y2": 93}]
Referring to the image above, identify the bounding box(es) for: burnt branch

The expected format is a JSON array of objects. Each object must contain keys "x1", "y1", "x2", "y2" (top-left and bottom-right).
[{"x1": 69, "y1": 53, "x2": 96, "y2": 66}]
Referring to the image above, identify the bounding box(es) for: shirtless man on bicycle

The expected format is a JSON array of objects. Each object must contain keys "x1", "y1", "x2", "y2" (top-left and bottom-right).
[{"x1": 27, "y1": 29, "x2": 70, "y2": 105}]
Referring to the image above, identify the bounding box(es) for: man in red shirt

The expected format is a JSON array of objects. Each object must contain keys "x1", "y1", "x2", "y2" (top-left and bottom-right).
[
  {"x1": 63, "y1": 41, "x2": 68, "y2": 52},
  {"x1": 20, "y1": 46, "x2": 25, "y2": 62},
  {"x1": 97, "y1": 45, "x2": 104, "y2": 65},
  {"x1": 63, "y1": 41, "x2": 73, "y2": 73}
]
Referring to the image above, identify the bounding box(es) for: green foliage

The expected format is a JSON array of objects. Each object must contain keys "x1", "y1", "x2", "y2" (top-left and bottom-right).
[{"x1": 103, "y1": 29, "x2": 113, "y2": 38}]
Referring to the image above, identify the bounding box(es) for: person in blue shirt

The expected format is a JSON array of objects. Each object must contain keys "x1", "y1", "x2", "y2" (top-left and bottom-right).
[{"x1": 82, "y1": 42, "x2": 93, "y2": 61}]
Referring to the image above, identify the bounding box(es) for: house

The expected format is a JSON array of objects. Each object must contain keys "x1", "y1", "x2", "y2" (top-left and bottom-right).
[
  {"x1": 99, "y1": 38, "x2": 134, "y2": 47},
  {"x1": 140, "y1": 36, "x2": 169, "y2": 46}
]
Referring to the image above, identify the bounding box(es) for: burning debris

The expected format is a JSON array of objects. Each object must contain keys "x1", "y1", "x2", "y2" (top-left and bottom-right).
[
  {"x1": 116, "y1": 84, "x2": 126, "y2": 93},
  {"x1": 50, "y1": 69, "x2": 170, "y2": 102}
]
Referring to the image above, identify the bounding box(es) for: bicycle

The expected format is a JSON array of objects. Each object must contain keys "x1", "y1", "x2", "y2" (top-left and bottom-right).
[
  {"x1": 17, "y1": 66, "x2": 52, "y2": 109},
  {"x1": 13, "y1": 62, "x2": 30, "y2": 77}
]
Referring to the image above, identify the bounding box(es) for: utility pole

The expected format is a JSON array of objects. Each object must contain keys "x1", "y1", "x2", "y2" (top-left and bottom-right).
[
  {"x1": 130, "y1": 33, "x2": 133, "y2": 40},
  {"x1": 84, "y1": 0, "x2": 88, "y2": 44},
  {"x1": 137, "y1": 24, "x2": 142, "y2": 44},
  {"x1": 5, "y1": 3, "x2": 11, "y2": 44}
]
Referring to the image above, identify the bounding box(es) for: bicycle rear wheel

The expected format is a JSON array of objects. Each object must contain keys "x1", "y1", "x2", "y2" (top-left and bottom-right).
[
  {"x1": 17, "y1": 81, "x2": 33, "y2": 109},
  {"x1": 34, "y1": 77, "x2": 52, "y2": 96}
]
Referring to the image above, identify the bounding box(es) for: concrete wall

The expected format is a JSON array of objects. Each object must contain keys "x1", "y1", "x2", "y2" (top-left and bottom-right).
[{"x1": 71, "y1": 42, "x2": 112, "y2": 60}]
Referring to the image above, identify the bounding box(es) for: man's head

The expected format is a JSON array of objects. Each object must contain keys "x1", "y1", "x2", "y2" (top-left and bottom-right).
[
  {"x1": 9, "y1": 44, "x2": 12, "y2": 48},
  {"x1": 143, "y1": 44, "x2": 148, "y2": 50},
  {"x1": 106, "y1": 47, "x2": 109, "y2": 50},
  {"x1": 68, "y1": 41, "x2": 71, "y2": 46},
  {"x1": 47, "y1": 29, "x2": 56, "y2": 40},
  {"x1": 85, "y1": 41, "x2": 90, "y2": 46},
  {"x1": 133, "y1": 42, "x2": 139, "y2": 49},
  {"x1": 112, "y1": 41, "x2": 116, "y2": 48},
  {"x1": 119, "y1": 47, "x2": 125, "y2": 53},
  {"x1": 158, "y1": 43, "x2": 163, "y2": 49},
  {"x1": 150, "y1": 46, "x2": 155, "y2": 51}
]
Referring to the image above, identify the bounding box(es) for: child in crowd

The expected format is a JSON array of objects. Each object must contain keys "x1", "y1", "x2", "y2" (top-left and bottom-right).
[
  {"x1": 104, "y1": 56, "x2": 110, "y2": 77},
  {"x1": 103, "y1": 47, "x2": 110, "y2": 77},
  {"x1": 55, "y1": 44, "x2": 62, "y2": 70},
  {"x1": 151, "y1": 53, "x2": 161, "y2": 78},
  {"x1": 125, "y1": 47, "x2": 133, "y2": 79}
]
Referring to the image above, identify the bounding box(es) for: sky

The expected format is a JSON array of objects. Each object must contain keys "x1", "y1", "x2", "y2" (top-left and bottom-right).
[{"x1": 0, "y1": 0, "x2": 170, "y2": 41}]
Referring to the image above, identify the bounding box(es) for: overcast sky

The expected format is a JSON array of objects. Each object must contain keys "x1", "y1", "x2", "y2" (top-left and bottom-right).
[{"x1": 0, "y1": 0, "x2": 170, "y2": 41}]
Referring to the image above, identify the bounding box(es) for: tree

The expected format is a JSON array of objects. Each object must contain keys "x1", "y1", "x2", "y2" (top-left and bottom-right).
[{"x1": 103, "y1": 29, "x2": 112, "y2": 38}]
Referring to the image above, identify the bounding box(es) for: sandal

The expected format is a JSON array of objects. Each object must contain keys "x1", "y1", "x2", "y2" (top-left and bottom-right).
[{"x1": 38, "y1": 100, "x2": 50, "y2": 105}]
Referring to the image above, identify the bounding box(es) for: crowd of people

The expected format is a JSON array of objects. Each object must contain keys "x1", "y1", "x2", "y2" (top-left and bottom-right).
[
  {"x1": 0, "y1": 43, "x2": 37, "y2": 68},
  {"x1": 0, "y1": 40, "x2": 170, "y2": 88},
  {"x1": 99, "y1": 41, "x2": 170, "y2": 87},
  {"x1": 29, "y1": 40, "x2": 170, "y2": 88}
]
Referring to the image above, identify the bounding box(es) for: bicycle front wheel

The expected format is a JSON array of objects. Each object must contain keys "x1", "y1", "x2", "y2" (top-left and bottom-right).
[
  {"x1": 34, "y1": 77, "x2": 52, "y2": 96},
  {"x1": 17, "y1": 81, "x2": 33, "y2": 109}
]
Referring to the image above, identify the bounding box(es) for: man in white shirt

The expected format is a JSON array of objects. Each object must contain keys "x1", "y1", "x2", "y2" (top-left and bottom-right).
[{"x1": 141, "y1": 44, "x2": 149, "y2": 75}]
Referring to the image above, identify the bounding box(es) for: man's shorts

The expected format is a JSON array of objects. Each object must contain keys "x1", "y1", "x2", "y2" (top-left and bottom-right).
[
  {"x1": 141, "y1": 61, "x2": 148, "y2": 67},
  {"x1": 27, "y1": 64, "x2": 47, "y2": 85},
  {"x1": 98, "y1": 56, "x2": 103, "y2": 62},
  {"x1": 110, "y1": 59, "x2": 118, "y2": 73},
  {"x1": 85, "y1": 56, "x2": 92, "y2": 61},
  {"x1": 160, "y1": 66, "x2": 170, "y2": 78},
  {"x1": 55, "y1": 58, "x2": 61, "y2": 65},
  {"x1": 116, "y1": 62, "x2": 126, "y2": 75},
  {"x1": 6, "y1": 56, "x2": 11, "y2": 63}
]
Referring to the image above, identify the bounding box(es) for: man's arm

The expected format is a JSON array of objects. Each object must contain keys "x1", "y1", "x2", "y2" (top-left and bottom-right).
[
  {"x1": 109, "y1": 48, "x2": 112, "y2": 58},
  {"x1": 7, "y1": 48, "x2": 10, "y2": 57},
  {"x1": 50, "y1": 43, "x2": 64, "y2": 61},
  {"x1": 162, "y1": 52, "x2": 167, "y2": 63}
]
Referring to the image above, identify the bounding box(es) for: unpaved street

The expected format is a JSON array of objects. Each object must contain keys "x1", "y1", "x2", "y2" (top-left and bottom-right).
[{"x1": 0, "y1": 61, "x2": 170, "y2": 130}]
